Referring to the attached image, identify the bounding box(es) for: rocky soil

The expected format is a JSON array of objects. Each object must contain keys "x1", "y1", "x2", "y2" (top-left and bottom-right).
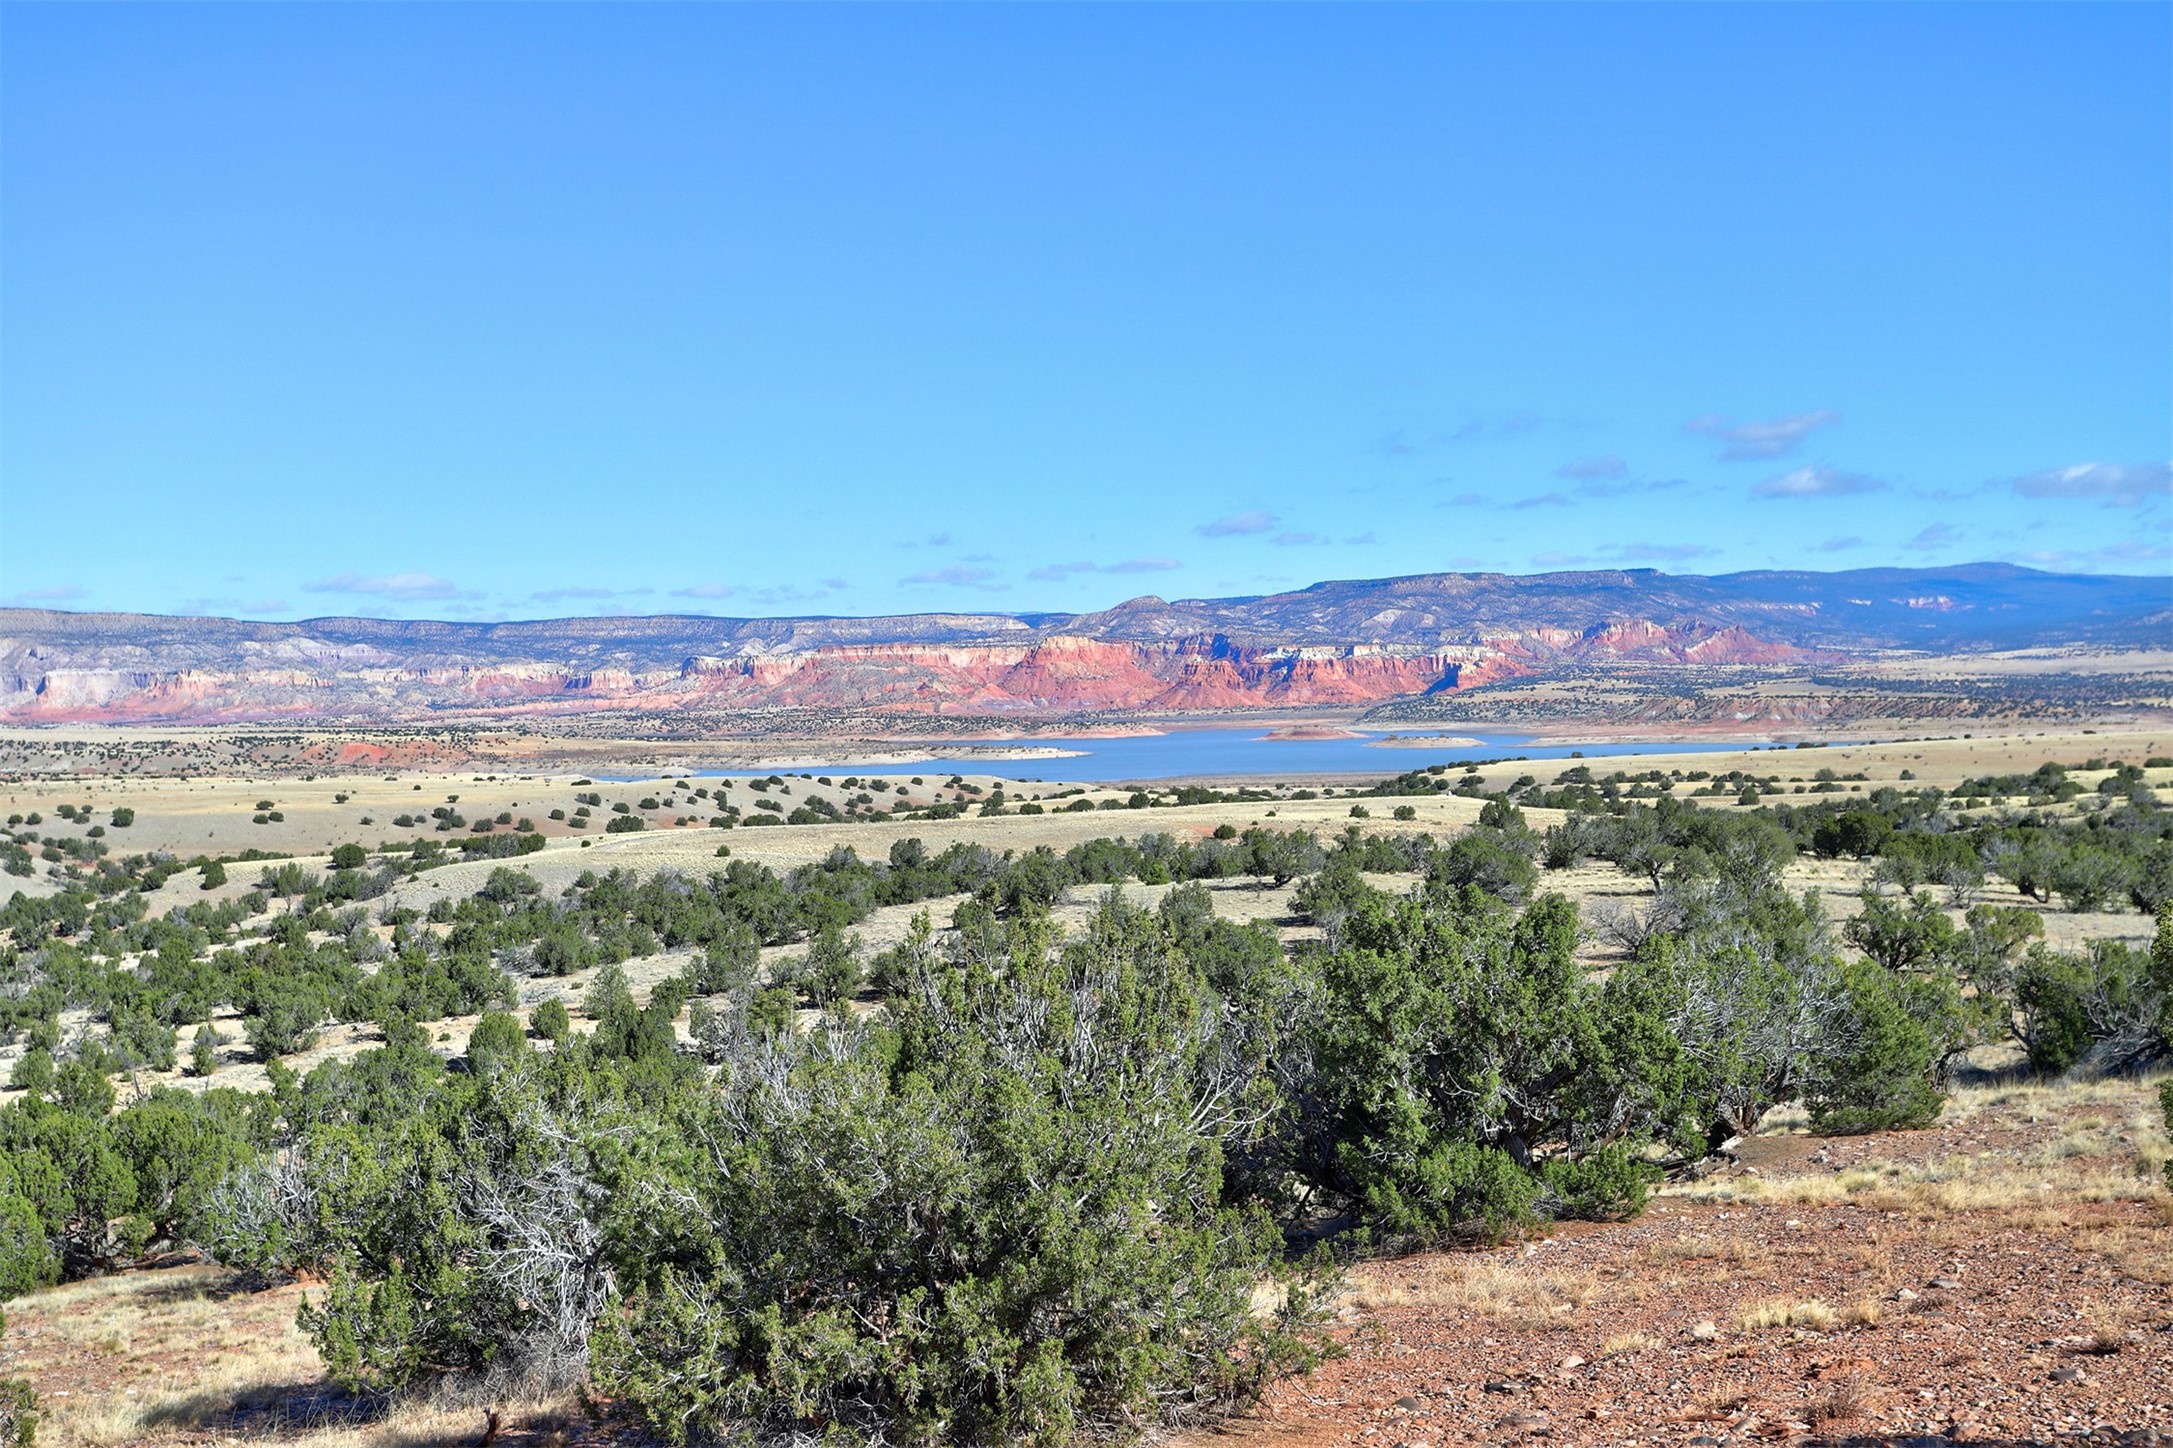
[{"x1": 1201, "y1": 1078, "x2": 2172, "y2": 1448}]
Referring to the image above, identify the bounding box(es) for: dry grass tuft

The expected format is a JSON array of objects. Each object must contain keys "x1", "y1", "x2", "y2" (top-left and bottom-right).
[
  {"x1": 1737, "y1": 1298, "x2": 1839, "y2": 1333},
  {"x1": 1806, "y1": 1377, "x2": 1868, "y2": 1427},
  {"x1": 1635, "y1": 1233, "x2": 1771, "y2": 1273},
  {"x1": 2078, "y1": 1321, "x2": 2129, "y2": 1356},
  {"x1": 2073, "y1": 1220, "x2": 2173, "y2": 1287},
  {"x1": 1665, "y1": 1147, "x2": 2161, "y2": 1217},
  {"x1": 1842, "y1": 1297, "x2": 1884, "y2": 1326},
  {"x1": 1599, "y1": 1331, "x2": 1659, "y2": 1358},
  {"x1": 1345, "y1": 1257, "x2": 1599, "y2": 1330}
]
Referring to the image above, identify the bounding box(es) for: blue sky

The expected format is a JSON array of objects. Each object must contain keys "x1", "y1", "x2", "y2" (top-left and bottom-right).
[{"x1": 3, "y1": 3, "x2": 2167, "y2": 621}]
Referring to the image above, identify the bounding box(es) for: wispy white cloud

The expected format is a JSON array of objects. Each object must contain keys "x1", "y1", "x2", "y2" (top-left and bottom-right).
[
  {"x1": 1576, "y1": 476, "x2": 1686, "y2": 500},
  {"x1": 2085, "y1": 538, "x2": 2172, "y2": 564},
  {"x1": 1904, "y1": 522, "x2": 1961, "y2": 551},
  {"x1": 1610, "y1": 542, "x2": 1718, "y2": 562},
  {"x1": 2017, "y1": 539, "x2": 2173, "y2": 568},
  {"x1": 1529, "y1": 551, "x2": 1587, "y2": 568},
  {"x1": 1346, "y1": 531, "x2": 1378, "y2": 545},
  {"x1": 2009, "y1": 461, "x2": 2171, "y2": 509},
  {"x1": 901, "y1": 565, "x2": 1002, "y2": 589},
  {"x1": 1687, "y1": 409, "x2": 1841, "y2": 460},
  {"x1": 1196, "y1": 510, "x2": 1277, "y2": 537},
  {"x1": 1028, "y1": 557, "x2": 1180, "y2": 581},
  {"x1": 1027, "y1": 562, "x2": 1095, "y2": 582},
  {"x1": 3, "y1": 584, "x2": 87, "y2": 606},
  {"x1": 531, "y1": 585, "x2": 623, "y2": 604},
  {"x1": 1754, "y1": 466, "x2": 1886, "y2": 499},
  {"x1": 1557, "y1": 455, "x2": 1627, "y2": 480},
  {"x1": 672, "y1": 583, "x2": 738, "y2": 600},
  {"x1": 1812, "y1": 536, "x2": 1863, "y2": 552},
  {"x1": 1271, "y1": 531, "x2": 1327, "y2": 546},
  {"x1": 302, "y1": 572, "x2": 473, "y2": 601}
]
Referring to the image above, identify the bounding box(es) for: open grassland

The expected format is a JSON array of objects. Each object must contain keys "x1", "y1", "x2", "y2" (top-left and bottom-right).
[{"x1": 0, "y1": 720, "x2": 2163, "y2": 875}]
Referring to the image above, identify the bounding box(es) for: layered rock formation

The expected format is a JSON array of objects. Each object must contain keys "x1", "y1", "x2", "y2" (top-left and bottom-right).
[{"x1": 3, "y1": 564, "x2": 2162, "y2": 725}]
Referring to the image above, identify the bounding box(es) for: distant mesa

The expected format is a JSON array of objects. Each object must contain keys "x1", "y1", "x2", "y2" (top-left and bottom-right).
[{"x1": 1, "y1": 564, "x2": 2163, "y2": 726}]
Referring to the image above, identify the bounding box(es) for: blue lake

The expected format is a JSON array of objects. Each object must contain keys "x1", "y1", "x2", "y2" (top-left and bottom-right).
[{"x1": 630, "y1": 727, "x2": 1772, "y2": 784}]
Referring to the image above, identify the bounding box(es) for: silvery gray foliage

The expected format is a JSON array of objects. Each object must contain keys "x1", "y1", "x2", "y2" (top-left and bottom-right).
[{"x1": 456, "y1": 1097, "x2": 618, "y2": 1396}]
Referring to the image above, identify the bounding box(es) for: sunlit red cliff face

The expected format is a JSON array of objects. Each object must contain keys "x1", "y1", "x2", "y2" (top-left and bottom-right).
[
  {"x1": 3, "y1": 565, "x2": 2160, "y2": 726},
  {"x1": 0, "y1": 625, "x2": 1831, "y2": 724}
]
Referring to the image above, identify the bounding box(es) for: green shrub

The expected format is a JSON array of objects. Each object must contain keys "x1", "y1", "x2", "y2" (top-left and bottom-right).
[
  {"x1": 1804, "y1": 961, "x2": 1945, "y2": 1134},
  {"x1": 2015, "y1": 940, "x2": 2160, "y2": 1076},
  {"x1": 0, "y1": 1194, "x2": 57, "y2": 1300},
  {"x1": 465, "y1": 1009, "x2": 528, "y2": 1067},
  {"x1": 1307, "y1": 889, "x2": 1646, "y2": 1242},
  {"x1": 529, "y1": 997, "x2": 571, "y2": 1044},
  {"x1": 1425, "y1": 831, "x2": 1538, "y2": 904},
  {"x1": 2161, "y1": 1079, "x2": 2172, "y2": 1191},
  {"x1": 594, "y1": 896, "x2": 1328, "y2": 1445}
]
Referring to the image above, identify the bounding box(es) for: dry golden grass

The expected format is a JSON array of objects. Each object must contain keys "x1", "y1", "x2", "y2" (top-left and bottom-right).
[
  {"x1": 1842, "y1": 1296, "x2": 1885, "y2": 1327},
  {"x1": 1737, "y1": 1298, "x2": 1839, "y2": 1333},
  {"x1": 1634, "y1": 1226, "x2": 1773, "y2": 1261},
  {"x1": 1599, "y1": 1331, "x2": 1659, "y2": 1357},
  {"x1": 2073, "y1": 1220, "x2": 2173, "y2": 1287},
  {"x1": 1345, "y1": 1256, "x2": 1600, "y2": 1330},
  {"x1": 1, "y1": 1265, "x2": 579, "y2": 1447},
  {"x1": 1938, "y1": 1076, "x2": 2163, "y2": 1127},
  {"x1": 1806, "y1": 1376, "x2": 1869, "y2": 1427},
  {"x1": 1665, "y1": 1140, "x2": 2164, "y2": 1218},
  {"x1": 1634, "y1": 1233, "x2": 1773, "y2": 1274}
]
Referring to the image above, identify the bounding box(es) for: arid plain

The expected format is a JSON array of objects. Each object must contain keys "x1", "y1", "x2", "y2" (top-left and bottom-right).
[{"x1": 2, "y1": 712, "x2": 2168, "y2": 1446}]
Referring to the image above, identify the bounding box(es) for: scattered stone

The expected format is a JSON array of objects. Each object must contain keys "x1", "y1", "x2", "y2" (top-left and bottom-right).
[
  {"x1": 1895, "y1": 1287, "x2": 1919, "y2": 1302},
  {"x1": 2050, "y1": 1366, "x2": 2087, "y2": 1384},
  {"x1": 1558, "y1": 1355, "x2": 1585, "y2": 1371},
  {"x1": 1690, "y1": 1319, "x2": 1719, "y2": 1341},
  {"x1": 1949, "y1": 1423, "x2": 1992, "y2": 1443},
  {"x1": 1930, "y1": 1277, "x2": 1963, "y2": 1290},
  {"x1": 1482, "y1": 1380, "x2": 1525, "y2": 1396},
  {"x1": 1395, "y1": 1397, "x2": 1423, "y2": 1411}
]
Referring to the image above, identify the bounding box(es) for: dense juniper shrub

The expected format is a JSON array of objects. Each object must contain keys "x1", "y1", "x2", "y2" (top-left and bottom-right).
[
  {"x1": 1802, "y1": 960, "x2": 1947, "y2": 1134},
  {"x1": 1302, "y1": 886, "x2": 1655, "y2": 1241},
  {"x1": 596, "y1": 895, "x2": 1331, "y2": 1446}
]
